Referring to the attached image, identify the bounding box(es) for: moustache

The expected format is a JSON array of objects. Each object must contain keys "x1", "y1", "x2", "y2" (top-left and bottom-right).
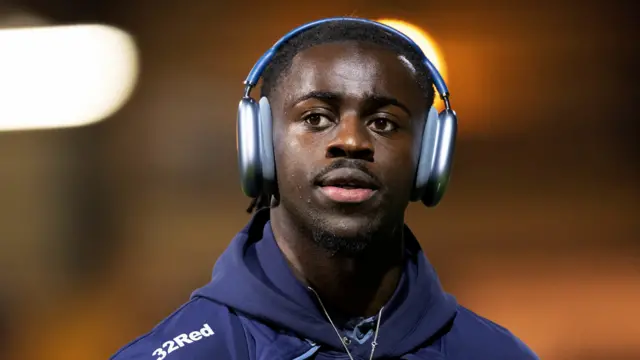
[{"x1": 312, "y1": 159, "x2": 381, "y2": 186}]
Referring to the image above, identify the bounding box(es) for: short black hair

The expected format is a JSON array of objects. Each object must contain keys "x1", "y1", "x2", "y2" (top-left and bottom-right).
[
  {"x1": 260, "y1": 20, "x2": 436, "y2": 103},
  {"x1": 246, "y1": 19, "x2": 436, "y2": 214}
]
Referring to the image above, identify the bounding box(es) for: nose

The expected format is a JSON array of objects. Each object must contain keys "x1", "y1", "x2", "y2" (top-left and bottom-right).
[{"x1": 325, "y1": 114, "x2": 374, "y2": 162}]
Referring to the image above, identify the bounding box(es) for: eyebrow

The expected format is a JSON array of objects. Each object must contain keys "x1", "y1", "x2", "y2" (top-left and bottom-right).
[
  {"x1": 365, "y1": 93, "x2": 412, "y2": 116},
  {"x1": 291, "y1": 91, "x2": 340, "y2": 106},
  {"x1": 291, "y1": 90, "x2": 412, "y2": 116}
]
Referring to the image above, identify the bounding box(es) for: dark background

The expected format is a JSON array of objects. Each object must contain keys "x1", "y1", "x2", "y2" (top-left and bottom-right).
[{"x1": 0, "y1": 0, "x2": 638, "y2": 358}]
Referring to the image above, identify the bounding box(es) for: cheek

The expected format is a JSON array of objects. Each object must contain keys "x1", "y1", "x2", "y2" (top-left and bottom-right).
[
  {"x1": 391, "y1": 158, "x2": 418, "y2": 190},
  {"x1": 376, "y1": 142, "x2": 419, "y2": 192},
  {"x1": 273, "y1": 131, "x2": 314, "y2": 192}
]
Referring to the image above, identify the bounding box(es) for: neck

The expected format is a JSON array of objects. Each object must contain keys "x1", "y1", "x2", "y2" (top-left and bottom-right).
[{"x1": 270, "y1": 207, "x2": 405, "y2": 319}]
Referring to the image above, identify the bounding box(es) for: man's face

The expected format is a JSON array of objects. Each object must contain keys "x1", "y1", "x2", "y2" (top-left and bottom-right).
[{"x1": 271, "y1": 41, "x2": 428, "y2": 254}]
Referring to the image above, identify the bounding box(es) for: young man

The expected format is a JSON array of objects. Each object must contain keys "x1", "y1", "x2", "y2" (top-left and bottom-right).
[{"x1": 111, "y1": 18, "x2": 538, "y2": 359}]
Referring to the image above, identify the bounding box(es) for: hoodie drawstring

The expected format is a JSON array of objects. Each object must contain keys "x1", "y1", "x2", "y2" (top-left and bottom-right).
[{"x1": 308, "y1": 287, "x2": 383, "y2": 360}]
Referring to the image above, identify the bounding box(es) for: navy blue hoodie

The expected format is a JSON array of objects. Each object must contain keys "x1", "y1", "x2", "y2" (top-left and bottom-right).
[{"x1": 111, "y1": 209, "x2": 538, "y2": 359}]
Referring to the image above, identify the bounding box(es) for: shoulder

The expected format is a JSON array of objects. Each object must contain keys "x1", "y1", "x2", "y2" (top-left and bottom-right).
[
  {"x1": 445, "y1": 305, "x2": 539, "y2": 360},
  {"x1": 110, "y1": 297, "x2": 248, "y2": 360}
]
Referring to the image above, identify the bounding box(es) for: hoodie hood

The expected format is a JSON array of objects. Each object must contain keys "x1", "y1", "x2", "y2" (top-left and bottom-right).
[{"x1": 192, "y1": 209, "x2": 458, "y2": 358}]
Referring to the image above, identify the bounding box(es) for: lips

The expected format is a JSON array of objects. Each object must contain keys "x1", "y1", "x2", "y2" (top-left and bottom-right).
[{"x1": 315, "y1": 168, "x2": 380, "y2": 203}]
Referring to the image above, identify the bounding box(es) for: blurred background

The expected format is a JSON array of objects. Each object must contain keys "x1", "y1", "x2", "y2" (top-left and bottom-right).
[{"x1": 0, "y1": 0, "x2": 638, "y2": 359}]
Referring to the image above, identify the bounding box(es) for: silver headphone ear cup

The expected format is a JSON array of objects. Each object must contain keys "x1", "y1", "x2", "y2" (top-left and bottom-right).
[
  {"x1": 421, "y1": 109, "x2": 457, "y2": 207},
  {"x1": 411, "y1": 106, "x2": 439, "y2": 201},
  {"x1": 258, "y1": 97, "x2": 276, "y2": 193},
  {"x1": 237, "y1": 97, "x2": 262, "y2": 198}
]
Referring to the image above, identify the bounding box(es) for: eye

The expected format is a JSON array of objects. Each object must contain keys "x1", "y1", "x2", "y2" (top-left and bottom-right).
[
  {"x1": 303, "y1": 113, "x2": 333, "y2": 129},
  {"x1": 368, "y1": 117, "x2": 397, "y2": 133}
]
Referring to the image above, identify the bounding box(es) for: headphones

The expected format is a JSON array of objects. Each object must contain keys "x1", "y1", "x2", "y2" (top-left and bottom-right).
[{"x1": 237, "y1": 17, "x2": 458, "y2": 207}]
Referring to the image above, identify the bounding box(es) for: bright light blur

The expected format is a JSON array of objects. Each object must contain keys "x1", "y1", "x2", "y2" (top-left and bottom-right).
[
  {"x1": 0, "y1": 25, "x2": 139, "y2": 131},
  {"x1": 377, "y1": 19, "x2": 447, "y2": 109}
]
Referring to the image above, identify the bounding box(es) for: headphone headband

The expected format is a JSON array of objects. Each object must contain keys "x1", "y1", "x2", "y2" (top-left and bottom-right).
[{"x1": 243, "y1": 17, "x2": 450, "y2": 108}]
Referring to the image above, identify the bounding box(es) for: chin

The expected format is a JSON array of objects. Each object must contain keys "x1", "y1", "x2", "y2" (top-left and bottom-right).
[
  {"x1": 315, "y1": 212, "x2": 377, "y2": 233},
  {"x1": 309, "y1": 212, "x2": 383, "y2": 256},
  {"x1": 278, "y1": 190, "x2": 400, "y2": 255}
]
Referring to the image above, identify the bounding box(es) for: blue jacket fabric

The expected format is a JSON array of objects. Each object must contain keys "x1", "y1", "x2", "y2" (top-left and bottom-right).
[{"x1": 111, "y1": 209, "x2": 538, "y2": 359}]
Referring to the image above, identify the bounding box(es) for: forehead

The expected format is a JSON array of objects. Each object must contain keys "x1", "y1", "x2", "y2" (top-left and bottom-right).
[{"x1": 278, "y1": 42, "x2": 424, "y2": 106}]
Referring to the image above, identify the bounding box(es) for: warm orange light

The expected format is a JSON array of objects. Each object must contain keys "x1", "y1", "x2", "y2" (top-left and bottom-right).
[{"x1": 377, "y1": 19, "x2": 447, "y2": 109}]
